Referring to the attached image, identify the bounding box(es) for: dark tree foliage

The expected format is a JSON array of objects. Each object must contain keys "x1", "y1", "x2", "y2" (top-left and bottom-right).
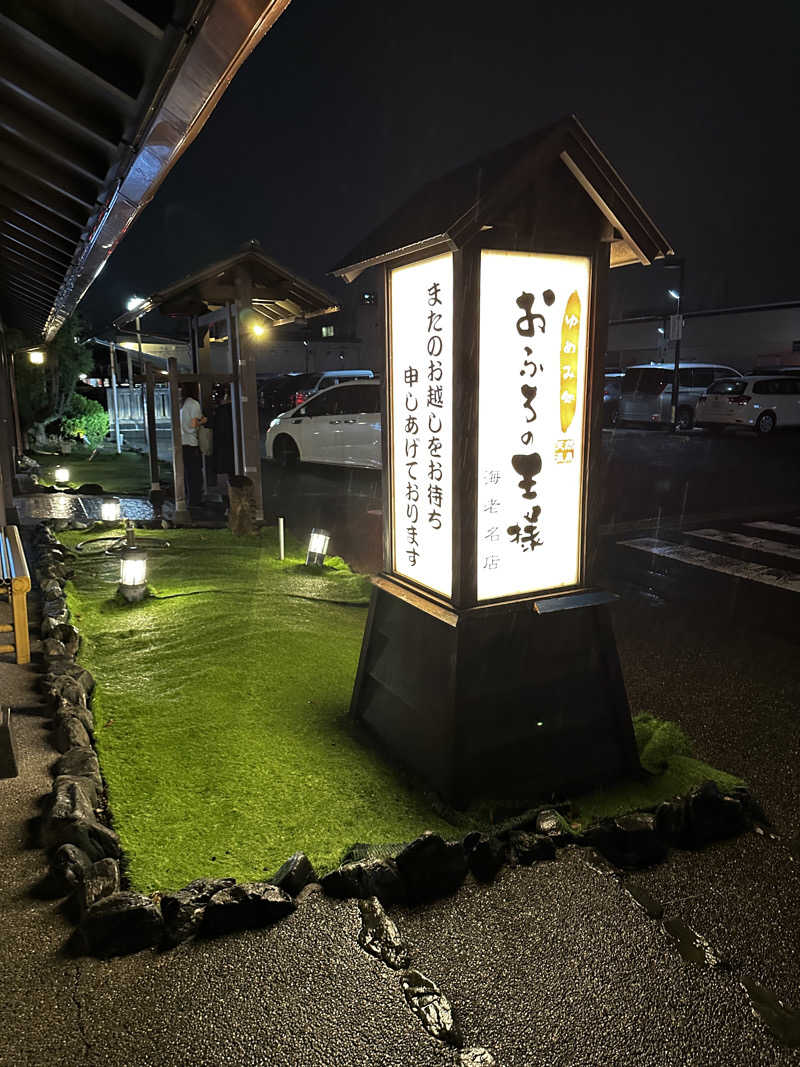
[{"x1": 8, "y1": 314, "x2": 94, "y2": 445}]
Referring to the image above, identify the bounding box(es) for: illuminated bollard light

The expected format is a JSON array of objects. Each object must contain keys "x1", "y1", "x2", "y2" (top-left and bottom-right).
[
  {"x1": 118, "y1": 545, "x2": 148, "y2": 602},
  {"x1": 101, "y1": 498, "x2": 121, "y2": 522},
  {"x1": 306, "y1": 528, "x2": 330, "y2": 567},
  {"x1": 54, "y1": 467, "x2": 70, "y2": 484}
]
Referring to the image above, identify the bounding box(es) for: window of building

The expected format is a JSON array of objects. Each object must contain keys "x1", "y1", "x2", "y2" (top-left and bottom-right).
[
  {"x1": 321, "y1": 324, "x2": 335, "y2": 338},
  {"x1": 361, "y1": 291, "x2": 378, "y2": 306}
]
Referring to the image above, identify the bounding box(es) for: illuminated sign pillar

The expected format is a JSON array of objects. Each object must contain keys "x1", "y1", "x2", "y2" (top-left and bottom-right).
[{"x1": 349, "y1": 202, "x2": 642, "y2": 808}]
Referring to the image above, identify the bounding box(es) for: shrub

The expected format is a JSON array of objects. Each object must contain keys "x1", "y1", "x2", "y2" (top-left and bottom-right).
[{"x1": 62, "y1": 394, "x2": 109, "y2": 446}]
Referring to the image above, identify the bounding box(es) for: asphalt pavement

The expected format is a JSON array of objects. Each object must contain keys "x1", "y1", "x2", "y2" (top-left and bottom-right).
[{"x1": 1, "y1": 426, "x2": 799, "y2": 1065}]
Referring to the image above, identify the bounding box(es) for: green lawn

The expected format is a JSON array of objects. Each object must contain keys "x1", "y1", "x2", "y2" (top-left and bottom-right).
[
  {"x1": 59, "y1": 527, "x2": 744, "y2": 893},
  {"x1": 33, "y1": 446, "x2": 172, "y2": 496}
]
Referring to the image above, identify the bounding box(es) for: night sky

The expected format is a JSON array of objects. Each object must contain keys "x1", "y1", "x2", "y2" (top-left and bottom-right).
[{"x1": 82, "y1": 0, "x2": 800, "y2": 333}]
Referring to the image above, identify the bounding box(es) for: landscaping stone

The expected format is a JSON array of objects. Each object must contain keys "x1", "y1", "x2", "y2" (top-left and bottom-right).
[
  {"x1": 81, "y1": 892, "x2": 164, "y2": 957},
  {"x1": 463, "y1": 834, "x2": 506, "y2": 883},
  {"x1": 400, "y1": 968, "x2": 462, "y2": 1047},
  {"x1": 505, "y1": 830, "x2": 557, "y2": 865},
  {"x1": 42, "y1": 597, "x2": 69, "y2": 623},
  {"x1": 395, "y1": 832, "x2": 467, "y2": 904},
  {"x1": 357, "y1": 896, "x2": 409, "y2": 970},
  {"x1": 78, "y1": 858, "x2": 120, "y2": 915},
  {"x1": 202, "y1": 882, "x2": 294, "y2": 936},
  {"x1": 42, "y1": 637, "x2": 68, "y2": 661},
  {"x1": 655, "y1": 780, "x2": 748, "y2": 848},
  {"x1": 54, "y1": 698, "x2": 94, "y2": 734},
  {"x1": 41, "y1": 580, "x2": 65, "y2": 601},
  {"x1": 160, "y1": 878, "x2": 237, "y2": 945},
  {"x1": 53, "y1": 712, "x2": 92, "y2": 754},
  {"x1": 53, "y1": 623, "x2": 81, "y2": 656},
  {"x1": 321, "y1": 858, "x2": 407, "y2": 907},
  {"x1": 459, "y1": 1049, "x2": 497, "y2": 1067},
  {"x1": 51, "y1": 843, "x2": 92, "y2": 894},
  {"x1": 52, "y1": 773, "x2": 99, "y2": 809},
  {"x1": 53, "y1": 747, "x2": 102, "y2": 791},
  {"x1": 579, "y1": 814, "x2": 667, "y2": 869},
  {"x1": 271, "y1": 851, "x2": 317, "y2": 897},
  {"x1": 76, "y1": 483, "x2": 104, "y2": 495},
  {"x1": 535, "y1": 809, "x2": 575, "y2": 845},
  {"x1": 40, "y1": 777, "x2": 120, "y2": 862}
]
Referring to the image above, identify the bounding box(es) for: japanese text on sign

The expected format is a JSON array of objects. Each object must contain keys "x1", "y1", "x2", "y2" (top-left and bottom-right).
[
  {"x1": 477, "y1": 251, "x2": 591, "y2": 600},
  {"x1": 390, "y1": 254, "x2": 453, "y2": 597}
]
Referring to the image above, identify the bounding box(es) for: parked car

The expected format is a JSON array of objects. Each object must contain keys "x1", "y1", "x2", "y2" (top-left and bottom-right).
[
  {"x1": 695, "y1": 376, "x2": 800, "y2": 435},
  {"x1": 266, "y1": 380, "x2": 382, "y2": 468},
  {"x1": 603, "y1": 372, "x2": 625, "y2": 426},
  {"x1": 617, "y1": 362, "x2": 742, "y2": 430},
  {"x1": 259, "y1": 369, "x2": 375, "y2": 423}
]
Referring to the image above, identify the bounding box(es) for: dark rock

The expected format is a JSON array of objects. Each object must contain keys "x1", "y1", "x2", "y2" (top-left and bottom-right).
[
  {"x1": 730, "y1": 785, "x2": 769, "y2": 827},
  {"x1": 271, "y1": 851, "x2": 317, "y2": 897},
  {"x1": 461, "y1": 831, "x2": 483, "y2": 855},
  {"x1": 41, "y1": 777, "x2": 120, "y2": 862},
  {"x1": 579, "y1": 813, "x2": 667, "y2": 869},
  {"x1": 395, "y1": 832, "x2": 467, "y2": 904},
  {"x1": 53, "y1": 713, "x2": 92, "y2": 754},
  {"x1": 43, "y1": 638, "x2": 68, "y2": 661},
  {"x1": 55, "y1": 623, "x2": 81, "y2": 656},
  {"x1": 78, "y1": 858, "x2": 120, "y2": 915},
  {"x1": 41, "y1": 581, "x2": 64, "y2": 601},
  {"x1": 54, "y1": 699, "x2": 94, "y2": 734},
  {"x1": 357, "y1": 896, "x2": 409, "y2": 969},
  {"x1": 160, "y1": 878, "x2": 237, "y2": 944},
  {"x1": 656, "y1": 781, "x2": 748, "y2": 849},
  {"x1": 76, "y1": 483, "x2": 104, "y2": 495},
  {"x1": 506, "y1": 831, "x2": 557, "y2": 865},
  {"x1": 464, "y1": 834, "x2": 506, "y2": 883},
  {"x1": 53, "y1": 748, "x2": 102, "y2": 791},
  {"x1": 42, "y1": 598, "x2": 69, "y2": 623},
  {"x1": 535, "y1": 809, "x2": 575, "y2": 845},
  {"x1": 321, "y1": 858, "x2": 407, "y2": 907},
  {"x1": 202, "y1": 882, "x2": 294, "y2": 936},
  {"x1": 52, "y1": 773, "x2": 99, "y2": 810},
  {"x1": 401, "y1": 968, "x2": 462, "y2": 1047},
  {"x1": 51, "y1": 843, "x2": 92, "y2": 894},
  {"x1": 81, "y1": 892, "x2": 163, "y2": 957}
]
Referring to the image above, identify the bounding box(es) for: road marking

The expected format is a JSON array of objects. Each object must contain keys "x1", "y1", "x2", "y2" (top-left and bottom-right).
[
  {"x1": 619, "y1": 538, "x2": 800, "y2": 592},
  {"x1": 745, "y1": 522, "x2": 800, "y2": 538},
  {"x1": 686, "y1": 529, "x2": 800, "y2": 563}
]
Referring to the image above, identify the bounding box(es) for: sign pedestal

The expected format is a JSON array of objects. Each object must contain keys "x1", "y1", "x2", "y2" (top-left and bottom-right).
[{"x1": 351, "y1": 577, "x2": 639, "y2": 808}]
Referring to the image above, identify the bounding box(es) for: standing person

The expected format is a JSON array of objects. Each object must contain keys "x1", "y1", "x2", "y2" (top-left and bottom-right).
[
  {"x1": 212, "y1": 385, "x2": 235, "y2": 511},
  {"x1": 180, "y1": 382, "x2": 206, "y2": 508}
]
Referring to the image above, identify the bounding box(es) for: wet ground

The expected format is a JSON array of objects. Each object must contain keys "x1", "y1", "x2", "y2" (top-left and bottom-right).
[{"x1": 2, "y1": 427, "x2": 799, "y2": 1064}]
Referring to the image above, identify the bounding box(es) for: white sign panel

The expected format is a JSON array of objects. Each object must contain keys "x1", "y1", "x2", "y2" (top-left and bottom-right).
[
  {"x1": 389, "y1": 253, "x2": 453, "y2": 598},
  {"x1": 477, "y1": 250, "x2": 591, "y2": 601}
]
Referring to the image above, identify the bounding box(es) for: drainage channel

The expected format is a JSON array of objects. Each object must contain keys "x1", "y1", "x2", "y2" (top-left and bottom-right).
[{"x1": 587, "y1": 852, "x2": 800, "y2": 1050}]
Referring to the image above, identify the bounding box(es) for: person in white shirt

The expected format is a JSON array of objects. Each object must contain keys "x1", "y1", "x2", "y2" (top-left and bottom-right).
[{"x1": 180, "y1": 383, "x2": 206, "y2": 507}]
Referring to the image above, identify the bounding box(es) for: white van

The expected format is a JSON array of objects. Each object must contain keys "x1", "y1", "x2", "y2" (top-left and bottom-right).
[
  {"x1": 617, "y1": 363, "x2": 742, "y2": 429},
  {"x1": 695, "y1": 376, "x2": 800, "y2": 434}
]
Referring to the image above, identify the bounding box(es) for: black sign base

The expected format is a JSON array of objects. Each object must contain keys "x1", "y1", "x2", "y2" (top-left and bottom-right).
[{"x1": 350, "y1": 577, "x2": 640, "y2": 809}]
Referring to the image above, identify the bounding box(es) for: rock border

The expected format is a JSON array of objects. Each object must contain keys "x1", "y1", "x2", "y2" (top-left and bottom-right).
[{"x1": 28, "y1": 522, "x2": 768, "y2": 963}]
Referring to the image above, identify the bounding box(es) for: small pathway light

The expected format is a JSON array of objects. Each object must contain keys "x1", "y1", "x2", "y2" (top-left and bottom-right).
[{"x1": 306, "y1": 528, "x2": 330, "y2": 567}]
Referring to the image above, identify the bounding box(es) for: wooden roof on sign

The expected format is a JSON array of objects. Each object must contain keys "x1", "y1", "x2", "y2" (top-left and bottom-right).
[
  {"x1": 113, "y1": 241, "x2": 339, "y2": 328},
  {"x1": 331, "y1": 115, "x2": 674, "y2": 282}
]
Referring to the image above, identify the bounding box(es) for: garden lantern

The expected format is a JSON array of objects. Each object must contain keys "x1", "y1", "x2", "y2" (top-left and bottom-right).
[
  {"x1": 101, "y1": 498, "x2": 121, "y2": 522},
  {"x1": 28, "y1": 350, "x2": 45, "y2": 365},
  {"x1": 306, "y1": 528, "x2": 330, "y2": 566},
  {"x1": 333, "y1": 116, "x2": 674, "y2": 806},
  {"x1": 54, "y1": 467, "x2": 69, "y2": 484},
  {"x1": 118, "y1": 545, "x2": 148, "y2": 602}
]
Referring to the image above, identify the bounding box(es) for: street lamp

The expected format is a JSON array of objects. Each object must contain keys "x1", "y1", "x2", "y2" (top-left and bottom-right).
[
  {"x1": 667, "y1": 289, "x2": 680, "y2": 302},
  {"x1": 28, "y1": 350, "x2": 45, "y2": 365},
  {"x1": 664, "y1": 259, "x2": 685, "y2": 430}
]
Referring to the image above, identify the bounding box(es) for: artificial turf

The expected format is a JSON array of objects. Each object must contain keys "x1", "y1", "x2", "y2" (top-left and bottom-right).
[
  {"x1": 33, "y1": 446, "x2": 171, "y2": 496},
  {"x1": 59, "y1": 527, "x2": 744, "y2": 893}
]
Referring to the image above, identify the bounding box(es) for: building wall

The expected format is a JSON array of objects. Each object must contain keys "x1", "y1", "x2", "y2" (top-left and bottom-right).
[{"x1": 607, "y1": 305, "x2": 800, "y2": 373}]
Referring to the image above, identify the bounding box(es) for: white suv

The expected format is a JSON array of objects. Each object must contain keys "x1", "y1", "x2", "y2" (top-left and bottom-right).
[
  {"x1": 266, "y1": 380, "x2": 382, "y2": 468},
  {"x1": 696, "y1": 376, "x2": 800, "y2": 434},
  {"x1": 618, "y1": 363, "x2": 742, "y2": 429}
]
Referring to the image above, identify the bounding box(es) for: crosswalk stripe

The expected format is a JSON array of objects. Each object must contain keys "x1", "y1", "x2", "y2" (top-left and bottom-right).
[
  {"x1": 745, "y1": 521, "x2": 800, "y2": 537},
  {"x1": 686, "y1": 528, "x2": 800, "y2": 563},
  {"x1": 618, "y1": 538, "x2": 800, "y2": 592}
]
